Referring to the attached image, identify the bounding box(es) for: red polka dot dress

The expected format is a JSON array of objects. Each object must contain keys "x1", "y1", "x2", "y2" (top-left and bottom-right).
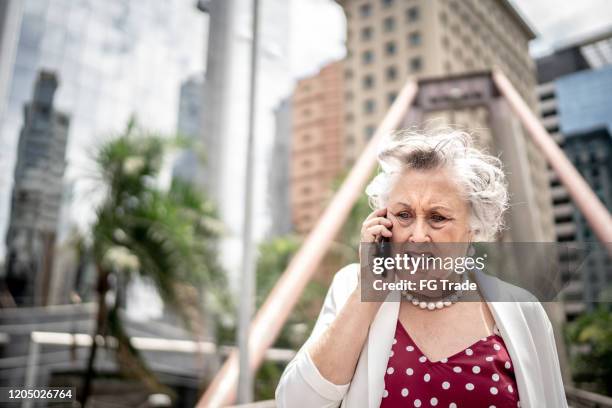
[{"x1": 380, "y1": 320, "x2": 520, "y2": 408}]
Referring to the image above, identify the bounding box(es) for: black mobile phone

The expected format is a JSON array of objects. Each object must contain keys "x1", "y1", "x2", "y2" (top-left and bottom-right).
[{"x1": 376, "y1": 217, "x2": 392, "y2": 277}]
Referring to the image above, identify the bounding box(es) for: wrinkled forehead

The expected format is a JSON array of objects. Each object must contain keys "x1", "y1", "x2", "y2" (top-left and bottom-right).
[{"x1": 387, "y1": 168, "x2": 468, "y2": 210}]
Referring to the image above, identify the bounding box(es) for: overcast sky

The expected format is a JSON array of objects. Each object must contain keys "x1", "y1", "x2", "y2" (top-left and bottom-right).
[{"x1": 289, "y1": 0, "x2": 612, "y2": 79}]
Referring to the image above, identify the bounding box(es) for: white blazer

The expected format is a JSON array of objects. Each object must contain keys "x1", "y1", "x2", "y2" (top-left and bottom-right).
[{"x1": 276, "y1": 263, "x2": 568, "y2": 408}]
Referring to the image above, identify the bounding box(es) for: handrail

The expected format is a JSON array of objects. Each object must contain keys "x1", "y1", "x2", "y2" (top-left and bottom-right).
[
  {"x1": 199, "y1": 69, "x2": 612, "y2": 407},
  {"x1": 492, "y1": 68, "x2": 612, "y2": 248},
  {"x1": 196, "y1": 79, "x2": 419, "y2": 407},
  {"x1": 566, "y1": 385, "x2": 612, "y2": 408}
]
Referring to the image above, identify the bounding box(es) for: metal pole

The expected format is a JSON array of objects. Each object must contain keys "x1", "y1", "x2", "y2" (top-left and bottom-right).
[
  {"x1": 492, "y1": 68, "x2": 612, "y2": 247},
  {"x1": 237, "y1": 0, "x2": 260, "y2": 403},
  {"x1": 198, "y1": 79, "x2": 419, "y2": 407},
  {"x1": 22, "y1": 336, "x2": 40, "y2": 408}
]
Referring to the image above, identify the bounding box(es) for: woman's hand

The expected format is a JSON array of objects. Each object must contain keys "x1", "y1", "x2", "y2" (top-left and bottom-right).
[
  {"x1": 302, "y1": 210, "x2": 392, "y2": 389},
  {"x1": 359, "y1": 207, "x2": 393, "y2": 272},
  {"x1": 360, "y1": 207, "x2": 393, "y2": 242},
  {"x1": 358, "y1": 208, "x2": 394, "y2": 303}
]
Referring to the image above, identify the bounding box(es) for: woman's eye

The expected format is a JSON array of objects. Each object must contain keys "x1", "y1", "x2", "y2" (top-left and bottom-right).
[
  {"x1": 431, "y1": 214, "x2": 447, "y2": 222},
  {"x1": 397, "y1": 212, "x2": 411, "y2": 219}
]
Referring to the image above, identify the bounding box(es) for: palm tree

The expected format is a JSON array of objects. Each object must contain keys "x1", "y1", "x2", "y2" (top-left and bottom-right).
[{"x1": 79, "y1": 118, "x2": 227, "y2": 406}]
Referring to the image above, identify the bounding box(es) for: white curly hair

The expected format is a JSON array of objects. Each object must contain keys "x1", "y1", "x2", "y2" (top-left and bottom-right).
[{"x1": 365, "y1": 128, "x2": 509, "y2": 241}]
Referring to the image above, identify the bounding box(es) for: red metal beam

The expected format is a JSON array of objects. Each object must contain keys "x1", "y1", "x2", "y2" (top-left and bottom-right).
[
  {"x1": 197, "y1": 79, "x2": 419, "y2": 407},
  {"x1": 492, "y1": 68, "x2": 612, "y2": 247}
]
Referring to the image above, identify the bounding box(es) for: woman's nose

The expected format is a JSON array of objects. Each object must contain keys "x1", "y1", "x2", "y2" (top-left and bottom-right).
[{"x1": 408, "y1": 218, "x2": 431, "y2": 242}]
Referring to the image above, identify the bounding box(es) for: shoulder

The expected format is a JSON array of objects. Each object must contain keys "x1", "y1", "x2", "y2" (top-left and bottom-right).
[
  {"x1": 476, "y1": 270, "x2": 552, "y2": 329},
  {"x1": 327, "y1": 263, "x2": 360, "y2": 307},
  {"x1": 332, "y1": 262, "x2": 360, "y2": 286},
  {"x1": 474, "y1": 268, "x2": 539, "y2": 302}
]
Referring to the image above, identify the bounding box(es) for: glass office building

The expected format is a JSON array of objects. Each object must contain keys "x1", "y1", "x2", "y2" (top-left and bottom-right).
[
  {"x1": 0, "y1": 0, "x2": 205, "y2": 260},
  {"x1": 556, "y1": 65, "x2": 612, "y2": 134}
]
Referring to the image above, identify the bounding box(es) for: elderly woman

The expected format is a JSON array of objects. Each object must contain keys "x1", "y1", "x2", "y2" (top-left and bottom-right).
[{"x1": 275, "y1": 130, "x2": 568, "y2": 408}]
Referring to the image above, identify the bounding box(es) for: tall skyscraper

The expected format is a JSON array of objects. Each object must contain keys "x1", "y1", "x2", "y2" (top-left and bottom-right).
[
  {"x1": 173, "y1": 74, "x2": 205, "y2": 187},
  {"x1": 0, "y1": 0, "x2": 205, "y2": 263},
  {"x1": 337, "y1": 0, "x2": 555, "y2": 242},
  {"x1": 290, "y1": 61, "x2": 345, "y2": 235},
  {"x1": 4, "y1": 71, "x2": 69, "y2": 305},
  {"x1": 536, "y1": 29, "x2": 612, "y2": 318},
  {"x1": 268, "y1": 97, "x2": 293, "y2": 238},
  {"x1": 199, "y1": 0, "x2": 291, "y2": 287}
]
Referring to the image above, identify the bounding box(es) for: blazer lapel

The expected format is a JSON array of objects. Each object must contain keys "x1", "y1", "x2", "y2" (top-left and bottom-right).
[
  {"x1": 359, "y1": 270, "x2": 540, "y2": 408},
  {"x1": 473, "y1": 269, "x2": 540, "y2": 408},
  {"x1": 367, "y1": 291, "x2": 400, "y2": 408}
]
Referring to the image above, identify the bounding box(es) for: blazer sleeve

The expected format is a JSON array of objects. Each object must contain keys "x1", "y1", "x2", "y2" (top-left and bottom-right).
[
  {"x1": 275, "y1": 264, "x2": 359, "y2": 408},
  {"x1": 533, "y1": 302, "x2": 569, "y2": 408}
]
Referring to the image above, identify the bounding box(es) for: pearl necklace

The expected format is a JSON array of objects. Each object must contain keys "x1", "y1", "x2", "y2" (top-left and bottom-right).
[{"x1": 401, "y1": 272, "x2": 469, "y2": 311}]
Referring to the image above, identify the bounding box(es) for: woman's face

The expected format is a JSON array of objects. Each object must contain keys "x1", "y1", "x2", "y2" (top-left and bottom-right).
[{"x1": 386, "y1": 167, "x2": 473, "y2": 244}]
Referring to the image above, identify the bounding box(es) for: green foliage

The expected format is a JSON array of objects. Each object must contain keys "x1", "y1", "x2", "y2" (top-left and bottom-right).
[
  {"x1": 250, "y1": 234, "x2": 325, "y2": 400},
  {"x1": 254, "y1": 361, "x2": 284, "y2": 401},
  {"x1": 250, "y1": 169, "x2": 377, "y2": 400},
  {"x1": 255, "y1": 235, "x2": 326, "y2": 349},
  {"x1": 333, "y1": 168, "x2": 378, "y2": 260},
  {"x1": 565, "y1": 305, "x2": 612, "y2": 396},
  {"x1": 87, "y1": 117, "x2": 227, "y2": 392}
]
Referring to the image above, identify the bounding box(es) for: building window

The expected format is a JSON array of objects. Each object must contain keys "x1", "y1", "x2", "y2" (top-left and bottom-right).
[
  {"x1": 345, "y1": 91, "x2": 354, "y2": 101},
  {"x1": 409, "y1": 56, "x2": 422, "y2": 72},
  {"x1": 406, "y1": 6, "x2": 419, "y2": 22},
  {"x1": 387, "y1": 92, "x2": 398, "y2": 106},
  {"x1": 385, "y1": 41, "x2": 396, "y2": 55},
  {"x1": 444, "y1": 61, "x2": 452, "y2": 73},
  {"x1": 345, "y1": 69, "x2": 353, "y2": 79},
  {"x1": 364, "y1": 99, "x2": 376, "y2": 114},
  {"x1": 451, "y1": 23, "x2": 461, "y2": 36},
  {"x1": 361, "y1": 26, "x2": 373, "y2": 41},
  {"x1": 365, "y1": 125, "x2": 375, "y2": 139},
  {"x1": 383, "y1": 16, "x2": 395, "y2": 32},
  {"x1": 360, "y1": 4, "x2": 372, "y2": 18},
  {"x1": 540, "y1": 91, "x2": 555, "y2": 101},
  {"x1": 362, "y1": 74, "x2": 375, "y2": 89},
  {"x1": 346, "y1": 135, "x2": 355, "y2": 146},
  {"x1": 385, "y1": 66, "x2": 397, "y2": 81},
  {"x1": 362, "y1": 50, "x2": 374, "y2": 64},
  {"x1": 441, "y1": 35, "x2": 449, "y2": 49},
  {"x1": 346, "y1": 113, "x2": 355, "y2": 123},
  {"x1": 408, "y1": 31, "x2": 421, "y2": 46},
  {"x1": 381, "y1": 0, "x2": 393, "y2": 7},
  {"x1": 439, "y1": 11, "x2": 447, "y2": 25}
]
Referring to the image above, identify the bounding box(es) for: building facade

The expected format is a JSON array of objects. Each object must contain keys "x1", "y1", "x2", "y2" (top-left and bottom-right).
[
  {"x1": 536, "y1": 30, "x2": 612, "y2": 317},
  {"x1": 337, "y1": 0, "x2": 555, "y2": 242},
  {"x1": 199, "y1": 0, "x2": 291, "y2": 287},
  {"x1": 4, "y1": 71, "x2": 69, "y2": 306},
  {"x1": 0, "y1": 0, "x2": 205, "y2": 263},
  {"x1": 172, "y1": 74, "x2": 205, "y2": 187},
  {"x1": 290, "y1": 61, "x2": 345, "y2": 234},
  {"x1": 268, "y1": 97, "x2": 293, "y2": 238}
]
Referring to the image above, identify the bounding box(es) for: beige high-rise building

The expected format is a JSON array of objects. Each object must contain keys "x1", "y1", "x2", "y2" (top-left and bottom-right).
[
  {"x1": 291, "y1": 61, "x2": 345, "y2": 234},
  {"x1": 338, "y1": 0, "x2": 555, "y2": 241}
]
